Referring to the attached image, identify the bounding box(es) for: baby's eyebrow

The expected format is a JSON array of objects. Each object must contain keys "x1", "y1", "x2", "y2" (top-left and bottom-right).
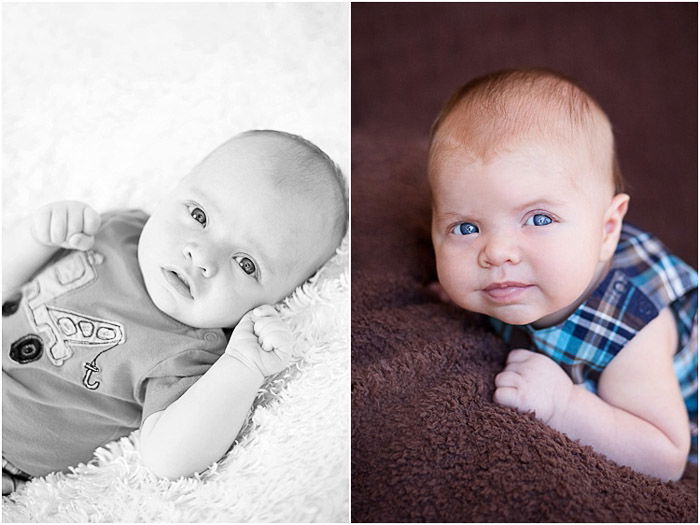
[
  {"x1": 518, "y1": 198, "x2": 566, "y2": 209},
  {"x1": 433, "y1": 198, "x2": 566, "y2": 222},
  {"x1": 190, "y1": 187, "x2": 222, "y2": 216},
  {"x1": 432, "y1": 210, "x2": 472, "y2": 222}
]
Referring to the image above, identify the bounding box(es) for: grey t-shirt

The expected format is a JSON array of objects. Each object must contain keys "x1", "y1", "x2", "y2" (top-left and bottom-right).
[{"x1": 2, "y1": 210, "x2": 226, "y2": 477}]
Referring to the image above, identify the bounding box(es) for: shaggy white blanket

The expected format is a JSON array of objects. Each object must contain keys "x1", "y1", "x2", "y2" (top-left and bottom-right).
[{"x1": 2, "y1": 3, "x2": 349, "y2": 522}]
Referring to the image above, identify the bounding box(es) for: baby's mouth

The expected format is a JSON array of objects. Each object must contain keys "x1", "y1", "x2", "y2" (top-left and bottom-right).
[
  {"x1": 161, "y1": 268, "x2": 193, "y2": 299},
  {"x1": 482, "y1": 281, "x2": 532, "y2": 302}
]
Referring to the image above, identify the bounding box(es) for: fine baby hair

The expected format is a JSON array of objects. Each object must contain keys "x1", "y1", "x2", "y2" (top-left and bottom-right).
[
  {"x1": 428, "y1": 68, "x2": 624, "y2": 194},
  {"x1": 214, "y1": 129, "x2": 348, "y2": 243}
]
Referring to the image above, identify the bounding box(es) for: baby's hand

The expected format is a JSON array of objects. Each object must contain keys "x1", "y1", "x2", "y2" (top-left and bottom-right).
[
  {"x1": 493, "y1": 349, "x2": 574, "y2": 426},
  {"x1": 226, "y1": 305, "x2": 295, "y2": 378},
  {"x1": 31, "y1": 201, "x2": 101, "y2": 251}
]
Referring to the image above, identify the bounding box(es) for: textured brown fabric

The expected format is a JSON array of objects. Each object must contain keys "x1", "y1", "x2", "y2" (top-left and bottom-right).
[
  {"x1": 350, "y1": 128, "x2": 698, "y2": 520},
  {"x1": 351, "y1": 269, "x2": 698, "y2": 522}
]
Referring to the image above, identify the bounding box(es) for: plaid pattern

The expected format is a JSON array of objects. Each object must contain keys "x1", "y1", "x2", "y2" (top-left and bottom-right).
[{"x1": 491, "y1": 223, "x2": 698, "y2": 425}]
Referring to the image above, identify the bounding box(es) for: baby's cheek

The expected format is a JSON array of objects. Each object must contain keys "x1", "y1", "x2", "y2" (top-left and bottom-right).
[
  {"x1": 436, "y1": 254, "x2": 471, "y2": 297},
  {"x1": 538, "y1": 250, "x2": 591, "y2": 305}
]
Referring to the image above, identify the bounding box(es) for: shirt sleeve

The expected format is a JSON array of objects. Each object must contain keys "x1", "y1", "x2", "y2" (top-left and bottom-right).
[{"x1": 136, "y1": 346, "x2": 225, "y2": 424}]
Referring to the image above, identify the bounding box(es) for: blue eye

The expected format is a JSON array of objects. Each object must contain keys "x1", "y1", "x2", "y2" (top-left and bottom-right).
[
  {"x1": 527, "y1": 214, "x2": 553, "y2": 227},
  {"x1": 189, "y1": 206, "x2": 207, "y2": 227},
  {"x1": 451, "y1": 222, "x2": 479, "y2": 235}
]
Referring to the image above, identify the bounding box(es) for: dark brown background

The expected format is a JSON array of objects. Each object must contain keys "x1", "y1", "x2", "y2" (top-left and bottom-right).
[
  {"x1": 352, "y1": 2, "x2": 698, "y2": 272},
  {"x1": 351, "y1": 3, "x2": 698, "y2": 522}
]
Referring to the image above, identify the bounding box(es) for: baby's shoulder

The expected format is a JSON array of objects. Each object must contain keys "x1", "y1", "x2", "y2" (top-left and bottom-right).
[
  {"x1": 93, "y1": 209, "x2": 149, "y2": 248},
  {"x1": 99, "y1": 209, "x2": 149, "y2": 231}
]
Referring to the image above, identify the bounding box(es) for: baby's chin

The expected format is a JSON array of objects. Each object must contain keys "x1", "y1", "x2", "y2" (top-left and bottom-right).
[{"x1": 475, "y1": 304, "x2": 543, "y2": 326}]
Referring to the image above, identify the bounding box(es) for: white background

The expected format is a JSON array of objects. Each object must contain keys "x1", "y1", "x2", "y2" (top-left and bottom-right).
[{"x1": 2, "y1": 2, "x2": 349, "y2": 221}]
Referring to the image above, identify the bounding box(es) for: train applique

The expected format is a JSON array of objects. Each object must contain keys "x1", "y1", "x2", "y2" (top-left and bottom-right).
[{"x1": 13, "y1": 249, "x2": 125, "y2": 390}]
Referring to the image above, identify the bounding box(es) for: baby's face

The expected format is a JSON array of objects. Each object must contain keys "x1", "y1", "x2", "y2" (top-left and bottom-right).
[
  {"x1": 431, "y1": 137, "x2": 621, "y2": 327},
  {"x1": 138, "y1": 137, "x2": 332, "y2": 328}
]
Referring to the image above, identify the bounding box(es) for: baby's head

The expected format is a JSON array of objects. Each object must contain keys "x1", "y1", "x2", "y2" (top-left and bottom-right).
[
  {"x1": 429, "y1": 68, "x2": 630, "y2": 327},
  {"x1": 138, "y1": 130, "x2": 347, "y2": 328}
]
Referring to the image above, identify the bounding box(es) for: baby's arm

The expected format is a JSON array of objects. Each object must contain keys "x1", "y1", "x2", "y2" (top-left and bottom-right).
[
  {"x1": 139, "y1": 305, "x2": 294, "y2": 479},
  {"x1": 3, "y1": 201, "x2": 101, "y2": 302},
  {"x1": 494, "y1": 307, "x2": 689, "y2": 481}
]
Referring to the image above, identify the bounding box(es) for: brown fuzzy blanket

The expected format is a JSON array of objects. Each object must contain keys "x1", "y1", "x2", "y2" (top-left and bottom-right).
[{"x1": 350, "y1": 132, "x2": 698, "y2": 522}]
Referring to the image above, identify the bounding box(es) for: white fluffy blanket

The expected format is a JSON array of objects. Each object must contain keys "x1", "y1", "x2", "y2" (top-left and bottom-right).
[{"x1": 2, "y1": 4, "x2": 349, "y2": 522}]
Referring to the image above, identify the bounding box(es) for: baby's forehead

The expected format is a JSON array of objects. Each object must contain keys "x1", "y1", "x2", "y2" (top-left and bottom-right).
[
  {"x1": 435, "y1": 72, "x2": 613, "y2": 149},
  {"x1": 198, "y1": 134, "x2": 295, "y2": 174},
  {"x1": 433, "y1": 121, "x2": 578, "y2": 168},
  {"x1": 438, "y1": 99, "x2": 595, "y2": 151},
  {"x1": 432, "y1": 109, "x2": 614, "y2": 194},
  {"x1": 186, "y1": 129, "x2": 346, "y2": 253},
  {"x1": 184, "y1": 145, "x2": 340, "y2": 248},
  {"x1": 430, "y1": 133, "x2": 616, "y2": 207}
]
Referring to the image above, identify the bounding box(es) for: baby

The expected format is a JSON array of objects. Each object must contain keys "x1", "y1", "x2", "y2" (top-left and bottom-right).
[
  {"x1": 428, "y1": 69, "x2": 697, "y2": 481},
  {"x1": 2, "y1": 130, "x2": 347, "y2": 493}
]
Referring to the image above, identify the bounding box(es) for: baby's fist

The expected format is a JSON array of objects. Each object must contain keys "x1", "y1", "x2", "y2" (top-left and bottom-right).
[
  {"x1": 226, "y1": 305, "x2": 295, "y2": 378},
  {"x1": 493, "y1": 349, "x2": 574, "y2": 426},
  {"x1": 31, "y1": 201, "x2": 101, "y2": 251}
]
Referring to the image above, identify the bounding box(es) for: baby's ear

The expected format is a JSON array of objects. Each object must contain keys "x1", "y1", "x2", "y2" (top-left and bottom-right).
[{"x1": 600, "y1": 193, "x2": 630, "y2": 261}]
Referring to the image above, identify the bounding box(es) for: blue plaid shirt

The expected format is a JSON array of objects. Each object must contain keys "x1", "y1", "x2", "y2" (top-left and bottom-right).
[{"x1": 490, "y1": 223, "x2": 698, "y2": 428}]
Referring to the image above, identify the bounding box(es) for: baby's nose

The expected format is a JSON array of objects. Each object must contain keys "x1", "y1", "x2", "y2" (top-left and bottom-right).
[
  {"x1": 183, "y1": 243, "x2": 218, "y2": 277},
  {"x1": 479, "y1": 234, "x2": 522, "y2": 268}
]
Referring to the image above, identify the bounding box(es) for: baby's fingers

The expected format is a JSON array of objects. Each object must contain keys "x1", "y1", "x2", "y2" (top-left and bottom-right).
[
  {"x1": 259, "y1": 328, "x2": 293, "y2": 352},
  {"x1": 493, "y1": 386, "x2": 520, "y2": 409},
  {"x1": 31, "y1": 201, "x2": 101, "y2": 249},
  {"x1": 494, "y1": 371, "x2": 524, "y2": 409},
  {"x1": 31, "y1": 206, "x2": 53, "y2": 246},
  {"x1": 252, "y1": 305, "x2": 277, "y2": 318},
  {"x1": 68, "y1": 233, "x2": 95, "y2": 251},
  {"x1": 49, "y1": 207, "x2": 70, "y2": 245},
  {"x1": 81, "y1": 207, "x2": 101, "y2": 236},
  {"x1": 66, "y1": 206, "x2": 100, "y2": 250},
  {"x1": 253, "y1": 314, "x2": 286, "y2": 333},
  {"x1": 226, "y1": 312, "x2": 259, "y2": 356},
  {"x1": 494, "y1": 370, "x2": 521, "y2": 388},
  {"x1": 506, "y1": 348, "x2": 536, "y2": 364},
  {"x1": 253, "y1": 316, "x2": 292, "y2": 350}
]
